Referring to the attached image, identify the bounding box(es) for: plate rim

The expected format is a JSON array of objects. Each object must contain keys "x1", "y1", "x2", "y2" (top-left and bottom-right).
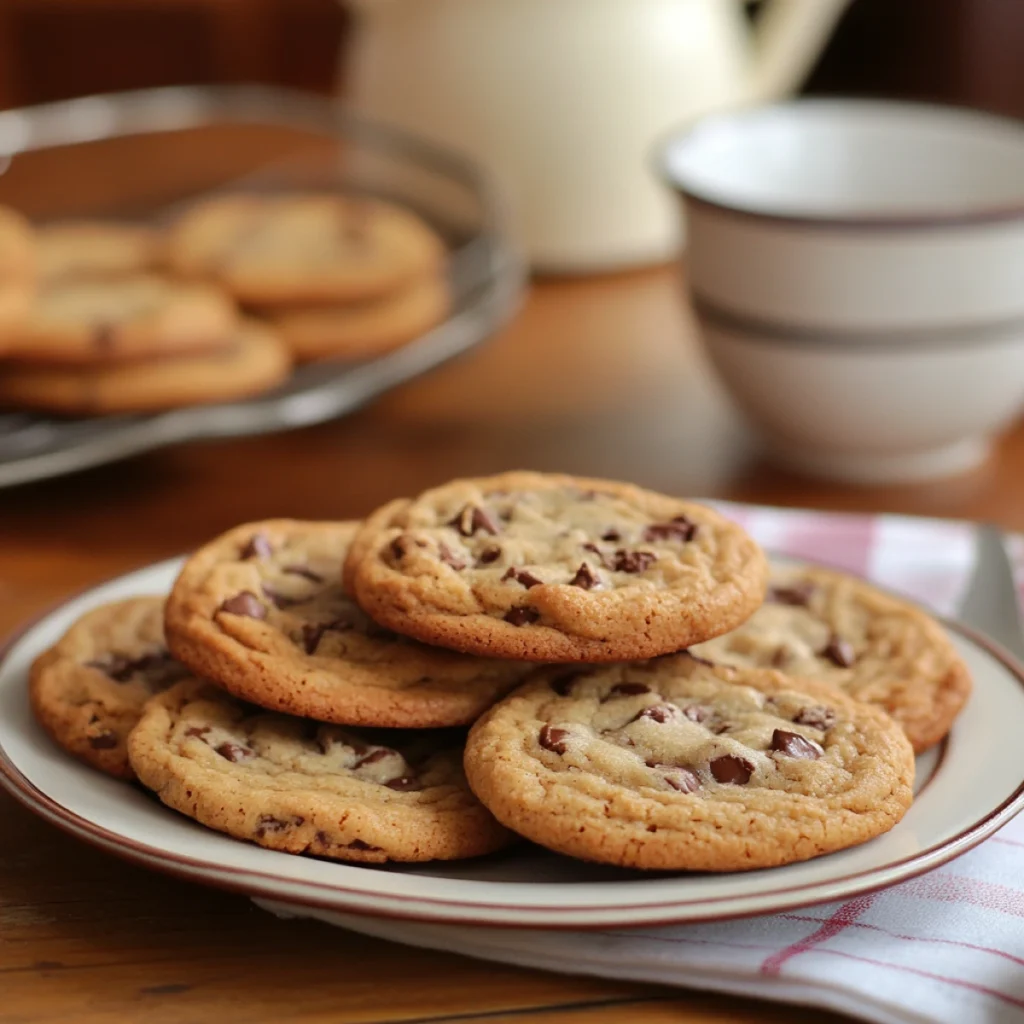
[{"x1": 2, "y1": 558, "x2": 1024, "y2": 930}]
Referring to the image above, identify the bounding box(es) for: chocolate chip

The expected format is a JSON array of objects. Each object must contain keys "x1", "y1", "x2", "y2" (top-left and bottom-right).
[
  {"x1": 346, "y1": 839, "x2": 380, "y2": 851},
  {"x1": 502, "y1": 566, "x2": 542, "y2": 588},
  {"x1": 582, "y1": 542, "x2": 612, "y2": 569},
  {"x1": 439, "y1": 543, "x2": 467, "y2": 571},
  {"x1": 769, "y1": 582, "x2": 816, "y2": 607},
  {"x1": 384, "y1": 775, "x2": 421, "y2": 791},
  {"x1": 282, "y1": 564, "x2": 323, "y2": 583},
  {"x1": 219, "y1": 592, "x2": 266, "y2": 619},
  {"x1": 613, "y1": 550, "x2": 657, "y2": 574},
  {"x1": 569, "y1": 562, "x2": 600, "y2": 590},
  {"x1": 550, "y1": 671, "x2": 585, "y2": 697},
  {"x1": 771, "y1": 729, "x2": 823, "y2": 760},
  {"x1": 89, "y1": 651, "x2": 184, "y2": 686},
  {"x1": 255, "y1": 814, "x2": 305, "y2": 838},
  {"x1": 793, "y1": 705, "x2": 837, "y2": 730},
  {"x1": 601, "y1": 529, "x2": 621, "y2": 542},
  {"x1": 451, "y1": 504, "x2": 500, "y2": 537},
  {"x1": 302, "y1": 623, "x2": 326, "y2": 655},
  {"x1": 610, "y1": 682, "x2": 651, "y2": 697},
  {"x1": 633, "y1": 704, "x2": 678, "y2": 724},
  {"x1": 185, "y1": 726, "x2": 211, "y2": 740},
  {"x1": 390, "y1": 537, "x2": 407, "y2": 560},
  {"x1": 710, "y1": 755, "x2": 754, "y2": 785},
  {"x1": 240, "y1": 533, "x2": 273, "y2": 560},
  {"x1": 539, "y1": 725, "x2": 570, "y2": 754},
  {"x1": 504, "y1": 607, "x2": 539, "y2": 627},
  {"x1": 771, "y1": 647, "x2": 791, "y2": 668},
  {"x1": 314, "y1": 830, "x2": 332, "y2": 847},
  {"x1": 643, "y1": 515, "x2": 697, "y2": 543},
  {"x1": 682, "y1": 704, "x2": 710, "y2": 723},
  {"x1": 92, "y1": 322, "x2": 115, "y2": 351},
  {"x1": 355, "y1": 748, "x2": 392, "y2": 768},
  {"x1": 301, "y1": 618, "x2": 353, "y2": 655},
  {"x1": 88, "y1": 732, "x2": 118, "y2": 750},
  {"x1": 477, "y1": 545, "x2": 501, "y2": 565},
  {"x1": 822, "y1": 636, "x2": 856, "y2": 668},
  {"x1": 649, "y1": 764, "x2": 700, "y2": 793},
  {"x1": 216, "y1": 742, "x2": 253, "y2": 763}
]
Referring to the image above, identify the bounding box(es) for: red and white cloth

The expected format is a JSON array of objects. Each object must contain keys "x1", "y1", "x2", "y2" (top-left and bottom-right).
[{"x1": 341, "y1": 504, "x2": 1024, "y2": 1024}]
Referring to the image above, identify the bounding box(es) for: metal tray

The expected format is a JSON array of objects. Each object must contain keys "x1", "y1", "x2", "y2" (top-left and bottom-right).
[{"x1": 0, "y1": 86, "x2": 525, "y2": 488}]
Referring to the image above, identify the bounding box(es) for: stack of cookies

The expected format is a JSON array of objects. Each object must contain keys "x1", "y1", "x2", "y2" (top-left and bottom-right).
[
  {"x1": 30, "y1": 472, "x2": 971, "y2": 871},
  {"x1": 0, "y1": 192, "x2": 448, "y2": 416}
]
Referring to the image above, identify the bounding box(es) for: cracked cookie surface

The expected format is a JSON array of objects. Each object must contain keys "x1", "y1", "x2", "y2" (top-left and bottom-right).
[
  {"x1": 29, "y1": 597, "x2": 191, "y2": 778},
  {"x1": 165, "y1": 519, "x2": 532, "y2": 728},
  {"x1": 690, "y1": 564, "x2": 971, "y2": 753},
  {"x1": 464, "y1": 653, "x2": 914, "y2": 871},
  {"x1": 128, "y1": 678, "x2": 511, "y2": 863},
  {"x1": 345, "y1": 472, "x2": 768, "y2": 662}
]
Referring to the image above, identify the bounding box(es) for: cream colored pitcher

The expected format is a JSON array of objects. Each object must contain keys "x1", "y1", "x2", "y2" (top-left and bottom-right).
[{"x1": 344, "y1": 0, "x2": 849, "y2": 270}]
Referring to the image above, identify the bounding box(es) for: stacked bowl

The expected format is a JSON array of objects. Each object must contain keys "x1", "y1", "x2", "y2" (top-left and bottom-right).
[{"x1": 660, "y1": 101, "x2": 1024, "y2": 484}]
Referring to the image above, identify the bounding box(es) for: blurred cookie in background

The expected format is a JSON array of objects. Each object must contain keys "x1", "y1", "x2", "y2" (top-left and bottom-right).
[
  {"x1": 0, "y1": 319, "x2": 291, "y2": 415},
  {"x1": 0, "y1": 274, "x2": 237, "y2": 365},
  {"x1": 270, "y1": 274, "x2": 450, "y2": 363},
  {"x1": 37, "y1": 221, "x2": 162, "y2": 282},
  {"x1": 166, "y1": 193, "x2": 446, "y2": 305}
]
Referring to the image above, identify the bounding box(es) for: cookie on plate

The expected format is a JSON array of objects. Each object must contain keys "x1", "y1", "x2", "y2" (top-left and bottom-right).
[
  {"x1": 37, "y1": 221, "x2": 162, "y2": 282},
  {"x1": 166, "y1": 194, "x2": 445, "y2": 305},
  {"x1": 345, "y1": 472, "x2": 769, "y2": 662},
  {"x1": 464, "y1": 653, "x2": 915, "y2": 871},
  {"x1": 0, "y1": 319, "x2": 290, "y2": 415},
  {"x1": 269, "y1": 274, "x2": 451, "y2": 363},
  {"x1": 29, "y1": 596, "x2": 191, "y2": 779},
  {"x1": 128, "y1": 678, "x2": 512, "y2": 863},
  {"x1": 165, "y1": 520, "x2": 531, "y2": 729},
  {"x1": 690, "y1": 564, "x2": 972, "y2": 753},
  {"x1": 0, "y1": 274, "x2": 236, "y2": 365}
]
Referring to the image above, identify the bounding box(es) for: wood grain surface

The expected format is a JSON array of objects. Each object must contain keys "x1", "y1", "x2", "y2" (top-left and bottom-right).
[{"x1": 1, "y1": 235, "x2": 1022, "y2": 1021}]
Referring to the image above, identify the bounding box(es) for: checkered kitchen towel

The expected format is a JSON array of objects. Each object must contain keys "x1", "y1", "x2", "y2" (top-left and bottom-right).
[{"x1": 333, "y1": 505, "x2": 1024, "y2": 1024}]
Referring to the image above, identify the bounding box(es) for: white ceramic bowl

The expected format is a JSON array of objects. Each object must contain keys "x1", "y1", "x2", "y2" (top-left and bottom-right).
[{"x1": 659, "y1": 100, "x2": 1024, "y2": 483}]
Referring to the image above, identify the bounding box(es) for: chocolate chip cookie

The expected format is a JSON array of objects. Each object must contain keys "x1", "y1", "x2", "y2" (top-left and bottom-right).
[
  {"x1": 690, "y1": 565, "x2": 972, "y2": 753},
  {"x1": 167, "y1": 194, "x2": 445, "y2": 305},
  {"x1": 128, "y1": 678, "x2": 511, "y2": 863},
  {"x1": 0, "y1": 274, "x2": 236, "y2": 365},
  {"x1": 29, "y1": 597, "x2": 190, "y2": 779},
  {"x1": 165, "y1": 520, "x2": 532, "y2": 728},
  {"x1": 345, "y1": 472, "x2": 769, "y2": 662},
  {"x1": 464, "y1": 653, "x2": 915, "y2": 871},
  {"x1": 269, "y1": 274, "x2": 451, "y2": 363},
  {"x1": 0, "y1": 319, "x2": 290, "y2": 415},
  {"x1": 37, "y1": 221, "x2": 162, "y2": 282}
]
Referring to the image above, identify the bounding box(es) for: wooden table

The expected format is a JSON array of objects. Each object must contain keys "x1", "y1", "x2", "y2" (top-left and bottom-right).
[{"x1": 2, "y1": 267, "x2": 1022, "y2": 1024}]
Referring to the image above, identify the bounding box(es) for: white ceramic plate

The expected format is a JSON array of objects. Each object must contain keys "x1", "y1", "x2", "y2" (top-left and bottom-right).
[{"x1": 2, "y1": 557, "x2": 1023, "y2": 929}]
